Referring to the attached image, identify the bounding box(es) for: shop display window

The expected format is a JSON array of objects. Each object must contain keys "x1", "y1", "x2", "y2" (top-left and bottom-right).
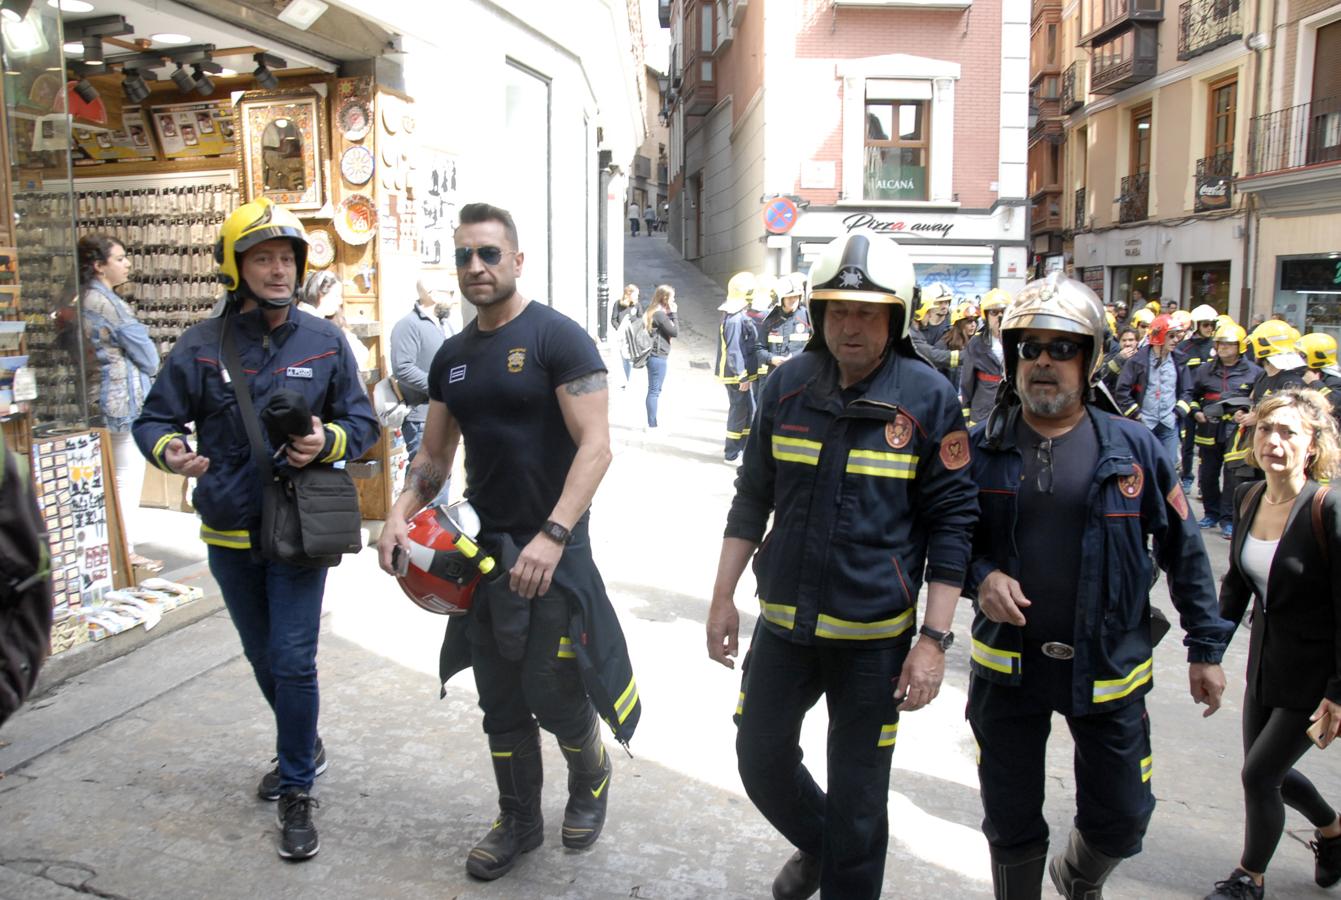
[
  {"x1": 1111, "y1": 264, "x2": 1163, "y2": 308},
  {"x1": 1185, "y1": 261, "x2": 1231, "y2": 313},
  {"x1": 1281, "y1": 255, "x2": 1341, "y2": 341}
]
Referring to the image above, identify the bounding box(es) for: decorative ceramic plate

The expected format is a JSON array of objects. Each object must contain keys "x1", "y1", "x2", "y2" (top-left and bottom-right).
[
  {"x1": 336, "y1": 97, "x2": 372, "y2": 141},
  {"x1": 340, "y1": 145, "x2": 374, "y2": 186},
  {"x1": 307, "y1": 227, "x2": 335, "y2": 267},
  {"x1": 380, "y1": 169, "x2": 395, "y2": 190},
  {"x1": 401, "y1": 114, "x2": 415, "y2": 134},
  {"x1": 380, "y1": 139, "x2": 397, "y2": 166},
  {"x1": 333, "y1": 194, "x2": 377, "y2": 246},
  {"x1": 381, "y1": 99, "x2": 399, "y2": 133}
]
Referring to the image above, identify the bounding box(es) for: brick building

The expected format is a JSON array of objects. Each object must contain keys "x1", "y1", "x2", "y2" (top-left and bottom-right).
[{"x1": 662, "y1": 0, "x2": 1029, "y2": 298}]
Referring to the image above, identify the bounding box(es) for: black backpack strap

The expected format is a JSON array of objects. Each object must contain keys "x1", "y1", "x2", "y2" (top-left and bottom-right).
[
  {"x1": 1239, "y1": 480, "x2": 1266, "y2": 525},
  {"x1": 220, "y1": 317, "x2": 273, "y2": 483},
  {"x1": 1314, "y1": 486, "x2": 1331, "y2": 562}
]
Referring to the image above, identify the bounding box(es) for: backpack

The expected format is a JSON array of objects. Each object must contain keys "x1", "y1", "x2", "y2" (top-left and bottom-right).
[
  {"x1": 0, "y1": 437, "x2": 54, "y2": 727},
  {"x1": 623, "y1": 316, "x2": 654, "y2": 369}
]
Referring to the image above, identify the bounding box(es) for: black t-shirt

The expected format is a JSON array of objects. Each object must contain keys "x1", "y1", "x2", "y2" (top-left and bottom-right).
[
  {"x1": 1014, "y1": 414, "x2": 1099, "y2": 643},
  {"x1": 428, "y1": 301, "x2": 605, "y2": 536}
]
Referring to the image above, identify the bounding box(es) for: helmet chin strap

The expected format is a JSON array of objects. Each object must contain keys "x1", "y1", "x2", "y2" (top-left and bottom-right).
[{"x1": 233, "y1": 279, "x2": 295, "y2": 310}]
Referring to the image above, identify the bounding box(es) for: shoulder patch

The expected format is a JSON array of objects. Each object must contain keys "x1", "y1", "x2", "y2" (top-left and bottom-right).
[
  {"x1": 1118, "y1": 462, "x2": 1144, "y2": 498},
  {"x1": 1167, "y1": 481, "x2": 1189, "y2": 520},
  {"x1": 938, "y1": 430, "x2": 970, "y2": 470},
  {"x1": 886, "y1": 413, "x2": 913, "y2": 449}
]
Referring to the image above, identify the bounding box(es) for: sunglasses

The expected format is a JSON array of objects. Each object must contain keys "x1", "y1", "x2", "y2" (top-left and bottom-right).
[
  {"x1": 1035, "y1": 439, "x2": 1054, "y2": 494},
  {"x1": 1018, "y1": 338, "x2": 1083, "y2": 362},
  {"x1": 453, "y1": 246, "x2": 511, "y2": 267}
]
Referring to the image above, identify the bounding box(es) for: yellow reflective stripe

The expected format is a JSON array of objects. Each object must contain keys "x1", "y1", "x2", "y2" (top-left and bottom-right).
[
  {"x1": 1140, "y1": 753, "x2": 1153, "y2": 783},
  {"x1": 1124, "y1": 403, "x2": 1140, "y2": 417},
  {"x1": 971, "y1": 638, "x2": 1021, "y2": 675},
  {"x1": 491, "y1": 750, "x2": 513, "y2": 758},
  {"x1": 1093, "y1": 657, "x2": 1153, "y2": 703},
  {"x1": 1195, "y1": 435, "x2": 1216, "y2": 445},
  {"x1": 1176, "y1": 400, "x2": 1191, "y2": 415},
  {"x1": 557, "y1": 636, "x2": 576, "y2": 659},
  {"x1": 877, "y1": 722, "x2": 899, "y2": 748},
  {"x1": 614, "y1": 676, "x2": 639, "y2": 724},
  {"x1": 736, "y1": 691, "x2": 745, "y2": 716},
  {"x1": 321, "y1": 423, "x2": 348, "y2": 463},
  {"x1": 814, "y1": 608, "x2": 914, "y2": 641},
  {"x1": 151, "y1": 432, "x2": 186, "y2": 473},
  {"x1": 772, "y1": 435, "x2": 822, "y2": 465},
  {"x1": 201, "y1": 526, "x2": 250, "y2": 549},
  {"x1": 846, "y1": 449, "x2": 918, "y2": 479},
  {"x1": 950, "y1": 350, "x2": 960, "y2": 367},
  {"x1": 768, "y1": 334, "x2": 785, "y2": 343},
  {"x1": 760, "y1": 599, "x2": 797, "y2": 630}
]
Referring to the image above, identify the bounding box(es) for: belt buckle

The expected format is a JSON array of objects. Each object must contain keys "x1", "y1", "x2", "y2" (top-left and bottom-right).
[{"x1": 1040, "y1": 641, "x2": 1074, "y2": 660}]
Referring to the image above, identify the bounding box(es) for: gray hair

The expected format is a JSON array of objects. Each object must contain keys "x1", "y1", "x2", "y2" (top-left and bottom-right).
[{"x1": 299, "y1": 270, "x2": 340, "y2": 307}]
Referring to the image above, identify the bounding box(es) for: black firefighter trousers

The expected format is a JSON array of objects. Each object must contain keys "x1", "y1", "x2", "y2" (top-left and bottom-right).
[
  {"x1": 735, "y1": 622, "x2": 907, "y2": 900},
  {"x1": 967, "y1": 657, "x2": 1156, "y2": 862}
]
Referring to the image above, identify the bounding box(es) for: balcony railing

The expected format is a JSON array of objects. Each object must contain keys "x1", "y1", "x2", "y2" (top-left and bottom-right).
[
  {"x1": 1074, "y1": 186, "x2": 1088, "y2": 229},
  {"x1": 1194, "y1": 152, "x2": 1234, "y2": 211},
  {"x1": 1060, "y1": 60, "x2": 1086, "y2": 113},
  {"x1": 1090, "y1": 25, "x2": 1159, "y2": 94},
  {"x1": 1081, "y1": 0, "x2": 1164, "y2": 45},
  {"x1": 1247, "y1": 96, "x2": 1341, "y2": 177},
  {"x1": 1031, "y1": 189, "x2": 1063, "y2": 234},
  {"x1": 1178, "y1": 0, "x2": 1241, "y2": 60},
  {"x1": 1119, "y1": 172, "x2": 1150, "y2": 222}
]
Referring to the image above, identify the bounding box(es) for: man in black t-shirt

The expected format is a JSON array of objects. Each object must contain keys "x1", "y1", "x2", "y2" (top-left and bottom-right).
[{"x1": 378, "y1": 203, "x2": 640, "y2": 884}]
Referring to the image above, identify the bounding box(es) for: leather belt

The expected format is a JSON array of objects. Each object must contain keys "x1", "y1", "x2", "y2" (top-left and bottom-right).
[{"x1": 1040, "y1": 641, "x2": 1075, "y2": 660}]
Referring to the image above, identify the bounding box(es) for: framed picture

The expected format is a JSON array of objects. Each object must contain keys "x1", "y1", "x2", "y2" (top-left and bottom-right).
[
  {"x1": 237, "y1": 91, "x2": 328, "y2": 212},
  {"x1": 149, "y1": 100, "x2": 234, "y2": 160}
]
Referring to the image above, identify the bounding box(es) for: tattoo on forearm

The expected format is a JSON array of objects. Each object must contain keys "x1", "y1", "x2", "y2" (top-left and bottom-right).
[
  {"x1": 408, "y1": 461, "x2": 446, "y2": 503},
  {"x1": 564, "y1": 372, "x2": 608, "y2": 396}
]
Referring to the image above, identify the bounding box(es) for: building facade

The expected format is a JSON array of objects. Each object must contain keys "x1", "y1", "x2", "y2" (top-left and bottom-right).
[{"x1": 663, "y1": 0, "x2": 1029, "y2": 298}]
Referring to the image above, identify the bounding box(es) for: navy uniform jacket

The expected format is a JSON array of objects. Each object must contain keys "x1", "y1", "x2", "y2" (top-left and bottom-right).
[
  {"x1": 1115, "y1": 345, "x2": 1193, "y2": 420},
  {"x1": 964, "y1": 405, "x2": 1231, "y2": 716},
  {"x1": 724, "y1": 346, "x2": 977, "y2": 645},
  {"x1": 756, "y1": 305, "x2": 813, "y2": 372},
  {"x1": 133, "y1": 306, "x2": 379, "y2": 549},
  {"x1": 1225, "y1": 368, "x2": 1309, "y2": 469},
  {"x1": 1181, "y1": 356, "x2": 1261, "y2": 447},
  {"x1": 960, "y1": 333, "x2": 1004, "y2": 426},
  {"x1": 1174, "y1": 334, "x2": 1215, "y2": 372},
  {"x1": 716, "y1": 310, "x2": 756, "y2": 384}
]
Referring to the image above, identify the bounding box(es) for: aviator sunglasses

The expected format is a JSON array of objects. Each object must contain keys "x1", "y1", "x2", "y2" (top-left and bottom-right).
[
  {"x1": 454, "y1": 245, "x2": 512, "y2": 267},
  {"x1": 1017, "y1": 338, "x2": 1083, "y2": 362}
]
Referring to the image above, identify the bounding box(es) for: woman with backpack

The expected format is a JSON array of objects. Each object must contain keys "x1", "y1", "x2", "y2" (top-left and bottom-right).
[
  {"x1": 644, "y1": 284, "x2": 678, "y2": 429},
  {"x1": 611, "y1": 283, "x2": 641, "y2": 389}
]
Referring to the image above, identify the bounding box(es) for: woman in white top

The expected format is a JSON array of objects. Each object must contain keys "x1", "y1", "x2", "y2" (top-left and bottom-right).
[{"x1": 297, "y1": 271, "x2": 369, "y2": 370}]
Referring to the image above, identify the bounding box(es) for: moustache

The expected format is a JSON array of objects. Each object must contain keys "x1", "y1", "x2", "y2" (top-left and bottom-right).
[{"x1": 1028, "y1": 372, "x2": 1059, "y2": 385}]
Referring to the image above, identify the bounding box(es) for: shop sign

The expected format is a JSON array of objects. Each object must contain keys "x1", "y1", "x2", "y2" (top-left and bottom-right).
[
  {"x1": 1082, "y1": 266, "x2": 1105, "y2": 300},
  {"x1": 1045, "y1": 255, "x2": 1064, "y2": 274},
  {"x1": 1124, "y1": 238, "x2": 1142, "y2": 258},
  {"x1": 1194, "y1": 175, "x2": 1232, "y2": 212},
  {"x1": 1280, "y1": 257, "x2": 1341, "y2": 293},
  {"x1": 794, "y1": 208, "x2": 1023, "y2": 243}
]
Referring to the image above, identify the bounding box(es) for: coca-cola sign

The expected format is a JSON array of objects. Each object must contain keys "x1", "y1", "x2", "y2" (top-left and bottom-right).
[{"x1": 1194, "y1": 175, "x2": 1232, "y2": 212}]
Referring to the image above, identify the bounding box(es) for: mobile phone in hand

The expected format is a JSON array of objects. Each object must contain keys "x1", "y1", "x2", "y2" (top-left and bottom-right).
[
  {"x1": 1308, "y1": 713, "x2": 1332, "y2": 749},
  {"x1": 391, "y1": 545, "x2": 411, "y2": 577}
]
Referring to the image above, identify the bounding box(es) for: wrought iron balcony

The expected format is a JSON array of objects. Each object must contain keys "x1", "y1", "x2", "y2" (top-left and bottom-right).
[
  {"x1": 1194, "y1": 152, "x2": 1234, "y2": 211},
  {"x1": 1119, "y1": 173, "x2": 1150, "y2": 223},
  {"x1": 1074, "y1": 186, "x2": 1088, "y2": 229},
  {"x1": 1178, "y1": 0, "x2": 1241, "y2": 60},
  {"x1": 1031, "y1": 189, "x2": 1063, "y2": 234},
  {"x1": 1060, "y1": 60, "x2": 1086, "y2": 113},
  {"x1": 1246, "y1": 95, "x2": 1341, "y2": 177},
  {"x1": 1090, "y1": 26, "x2": 1159, "y2": 94},
  {"x1": 1081, "y1": 0, "x2": 1164, "y2": 45}
]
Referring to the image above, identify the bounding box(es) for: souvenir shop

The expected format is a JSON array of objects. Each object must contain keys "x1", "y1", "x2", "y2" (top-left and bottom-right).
[{"x1": 0, "y1": 0, "x2": 432, "y2": 658}]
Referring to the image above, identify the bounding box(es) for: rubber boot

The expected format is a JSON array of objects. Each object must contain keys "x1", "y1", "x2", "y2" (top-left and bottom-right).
[
  {"x1": 466, "y1": 728, "x2": 544, "y2": 880},
  {"x1": 772, "y1": 849, "x2": 820, "y2": 900},
  {"x1": 557, "y1": 712, "x2": 612, "y2": 849},
  {"x1": 990, "y1": 842, "x2": 1048, "y2": 900},
  {"x1": 1048, "y1": 830, "x2": 1121, "y2": 900}
]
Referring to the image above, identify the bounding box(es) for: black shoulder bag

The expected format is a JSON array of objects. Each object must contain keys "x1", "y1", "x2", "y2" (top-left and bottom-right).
[{"x1": 221, "y1": 318, "x2": 362, "y2": 567}]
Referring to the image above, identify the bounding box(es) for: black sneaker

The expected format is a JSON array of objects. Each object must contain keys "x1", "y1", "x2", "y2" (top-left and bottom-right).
[
  {"x1": 1311, "y1": 829, "x2": 1341, "y2": 887},
  {"x1": 257, "y1": 737, "x2": 327, "y2": 801},
  {"x1": 277, "y1": 791, "x2": 320, "y2": 860},
  {"x1": 1205, "y1": 868, "x2": 1263, "y2": 900}
]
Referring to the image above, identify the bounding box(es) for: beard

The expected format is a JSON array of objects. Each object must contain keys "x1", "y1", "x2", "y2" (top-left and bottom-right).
[{"x1": 1019, "y1": 374, "x2": 1082, "y2": 417}]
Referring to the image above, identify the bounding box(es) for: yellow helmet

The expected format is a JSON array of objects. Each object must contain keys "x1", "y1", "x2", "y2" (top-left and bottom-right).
[
  {"x1": 1131, "y1": 308, "x2": 1155, "y2": 327},
  {"x1": 1190, "y1": 304, "x2": 1219, "y2": 324},
  {"x1": 1296, "y1": 332, "x2": 1338, "y2": 369},
  {"x1": 1215, "y1": 313, "x2": 1235, "y2": 330},
  {"x1": 1105, "y1": 311, "x2": 1118, "y2": 336},
  {"x1": 950, "y1": 301, "x2": 979, "y2": 326},
  {"x1": 916, "y1": 282, "x2": 954, "y2": 319},
  {"x1": 721, "y1": 271, "x2": 756, "y2": 312},
  {"x1": 1249, "y1": 319, "x2": 1300, "y2": 359},
  {"x1": 1145, "y1": 300, "x2": 1162, "y2": 315},
  {"x1": 980, "y1": 288, "x2": 1012, "y2": 312},
  {"x1": 750, "y1": 274, "x2": 778, "y2": 310},
  {"x1": 214, "y1": 197, "x2": 308, "y2": 297},
  {"x1": 1212, "y1": 321, "x2": 1247, "y2": 354}
]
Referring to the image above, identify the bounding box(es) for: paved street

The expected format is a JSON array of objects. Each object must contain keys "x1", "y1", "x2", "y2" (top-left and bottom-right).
[{"x1": 2, "y1": 233, "x2": 1339, "y2": 899}]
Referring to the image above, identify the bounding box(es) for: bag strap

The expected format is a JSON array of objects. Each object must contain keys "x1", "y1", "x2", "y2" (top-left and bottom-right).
[
  {"x1": 220, "y1": 317, "x2": 274, "y2": 483},
  {"x1": 1239, "y1": 480, "x2": 1266, "y2": 525},
  {"x1": 1314, "y1": 486, "x2": 1331, "y2": 562}
]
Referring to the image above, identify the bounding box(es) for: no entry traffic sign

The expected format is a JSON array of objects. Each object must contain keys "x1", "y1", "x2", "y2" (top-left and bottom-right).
[{"x1": 763, "y1": 197, "x2": 799, "y2": 234}]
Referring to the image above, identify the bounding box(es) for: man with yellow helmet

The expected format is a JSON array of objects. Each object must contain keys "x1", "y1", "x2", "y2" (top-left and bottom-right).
[
  {"x1": 912, "y1": 281, "x2": 960, "y2": 378},
  {"x1": 1181, "y1": 320, "x2": 1260, "y2": 537},
  {"x1": 716, "y1": 271, "x2": 759, "y2": 462},
  {"x1": 757, "y1": 272, "x2": 812, "y2": 372},
  {"x1": 133, "y1": 198, "x2": 379, "y2": 860},
  {"x1": 1297, "y1": 332, "x2": 1341, "y2": 422}
]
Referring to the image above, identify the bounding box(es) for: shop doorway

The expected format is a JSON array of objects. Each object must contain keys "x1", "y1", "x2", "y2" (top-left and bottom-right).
[
  {"x1": 1111, "y1": 265, "x2": 1163, "y2": 309},
  {"x1": 1184, "y1": 261, "x2": 1231, "y2": 313}
]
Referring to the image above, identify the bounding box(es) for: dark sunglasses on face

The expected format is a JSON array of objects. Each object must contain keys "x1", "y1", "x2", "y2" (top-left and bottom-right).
[
  {"x1": 454, "y1": 246, "x2": 508, "y2": 267},
  {"x1": 1018, "y1": 338, "x2": 1083, "y2": 362}
]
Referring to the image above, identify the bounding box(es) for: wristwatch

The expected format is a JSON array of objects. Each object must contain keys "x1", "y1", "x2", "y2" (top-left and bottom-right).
[
  {"x1": 539, "y1": 519, "x2": 572, "y2": 545},
  {"x1": 919, "y1": 625, "x2": 955, "y2": 652}
]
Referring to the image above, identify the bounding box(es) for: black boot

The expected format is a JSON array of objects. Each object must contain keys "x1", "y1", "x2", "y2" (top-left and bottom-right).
[
  {"x1": 1048, "y1": 830, "x2": 1121, "y2": 900},
  {"x1": 991, "y1": 843, "x2": 1048, "y2": 900},
  {"x1": 466, "y1": 728, "x2": 544, "y2": 880},
  {"x1": 557, "y1": 713, "x2": 612, "y2": 850},
  {"x1": 772, "y1": 849, "x2": 820, "y2": 900},
  {"x1": 1312, "y1": 829, "x2": 1341, "y2": 887}
]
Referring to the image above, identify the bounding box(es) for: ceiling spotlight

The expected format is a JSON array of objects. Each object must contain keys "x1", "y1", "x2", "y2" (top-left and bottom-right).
[
  {"x1": 252, "y1": 51, "x2": 286, "y2": 89},
  {"x1": 73, "y1": 76, "x2": 97, "y2": 103},
  {"x1": 122, "y1": 68, "x2": 150, "y2": 103},
  {"x1": 62, "y1": 41, "x2": 82, "y2": 54},
  {"x1": 170, "y1": 63, "x2": 194, "y2": 93},
  {"x1": 152, "y1": 32, "x2": 192, "y2": 45},
  {"x1": 48, "y1": 0, "x2": 96, "y2": 11},
  {"x1": 192, "y1": 63, "x2": 215, "y2": 95},
  {"x1": 1, "y1": 0, "x2": 34, "y2": 24},
  {"x1": 81, "y1": 34, "x2": 102, "y2": 64}
]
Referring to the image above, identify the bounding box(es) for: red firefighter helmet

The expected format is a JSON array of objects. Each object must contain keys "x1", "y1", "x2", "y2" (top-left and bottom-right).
[{"x1": 395, "y1": 506, "x2": 497, "y2": 616}]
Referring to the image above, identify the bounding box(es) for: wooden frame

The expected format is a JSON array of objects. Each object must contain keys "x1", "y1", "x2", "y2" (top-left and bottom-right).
[
  {"x1": 863, "y1": 98, "x2": 931, "y2": 202},
  {"x1": 1129, "y1": 103, "x2": 1152, "y2": 175},
  {"x1": 1206, "y1": 75, "x2": 1237, "y2": 160},
  {"x1": 236, "y1": 90, "x2": 329, "y2": 212}
]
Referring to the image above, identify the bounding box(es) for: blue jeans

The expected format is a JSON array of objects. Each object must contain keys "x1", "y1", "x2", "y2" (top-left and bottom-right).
[
  {"x1": 207, "y1": 545, "x2": 327, "y2": 792},
  {"x1": 401, "y1": 417, "x2": 451, "y2": 506},
  {"x1": 645, "y1": 355, "x2": 668, "y2": 427},
  {"x1": 1149, "y1": 420, "x2": 1182, "y2": 474}
]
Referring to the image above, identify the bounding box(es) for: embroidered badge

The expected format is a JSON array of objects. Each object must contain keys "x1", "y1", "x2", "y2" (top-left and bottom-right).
[
  {"x1": 285, "y1": 366, "x2": 313, "y2": 379},
  {"x1": 886, "y1": 413, "x2": 913, "y2": 450},
  {"x1": 448, "y1": 364, "x2": 467, "y2": 384},
  {"x1": 939, "y1": 430, "x2": 970, "y2": 470},
  {"x1": 507, "y1": 347, "x2": 526, "y2": 374},
  {"x1": 1118, "y1": 462, "x2": 1144, "y2": 498},
  {"x1": 1167, "y1": 482, "x2": 1189, "y2": 520}
]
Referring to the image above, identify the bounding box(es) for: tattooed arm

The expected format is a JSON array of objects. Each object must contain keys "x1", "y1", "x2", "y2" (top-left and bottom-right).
[
  {"x1": 377, "y1": 399, "x2": 462, "y2": 575},
  {"x1": 510, "y1": 370, "x2": 613, "y2": 598}
]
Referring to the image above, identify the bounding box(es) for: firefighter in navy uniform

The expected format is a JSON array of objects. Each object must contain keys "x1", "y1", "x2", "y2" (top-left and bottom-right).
[
  {"x1": 1181, "y1": 321, "x2": 1260, "y2": 531},
  {"x1": 717, "y1": 271, "x2": 758, "y2": 462},
  {"x1": 964, "y1": 273, "x2": 1232, "y2": 900},
  {"x1": 1297, "y1": 332, "x2": 1341, "y2": 424},
  {"x1": 706, "y1": 231, "x2": 978, "y2": 900},
  {"x1": 757, "y1": 272, "x2": 812, "y2": 374}
]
